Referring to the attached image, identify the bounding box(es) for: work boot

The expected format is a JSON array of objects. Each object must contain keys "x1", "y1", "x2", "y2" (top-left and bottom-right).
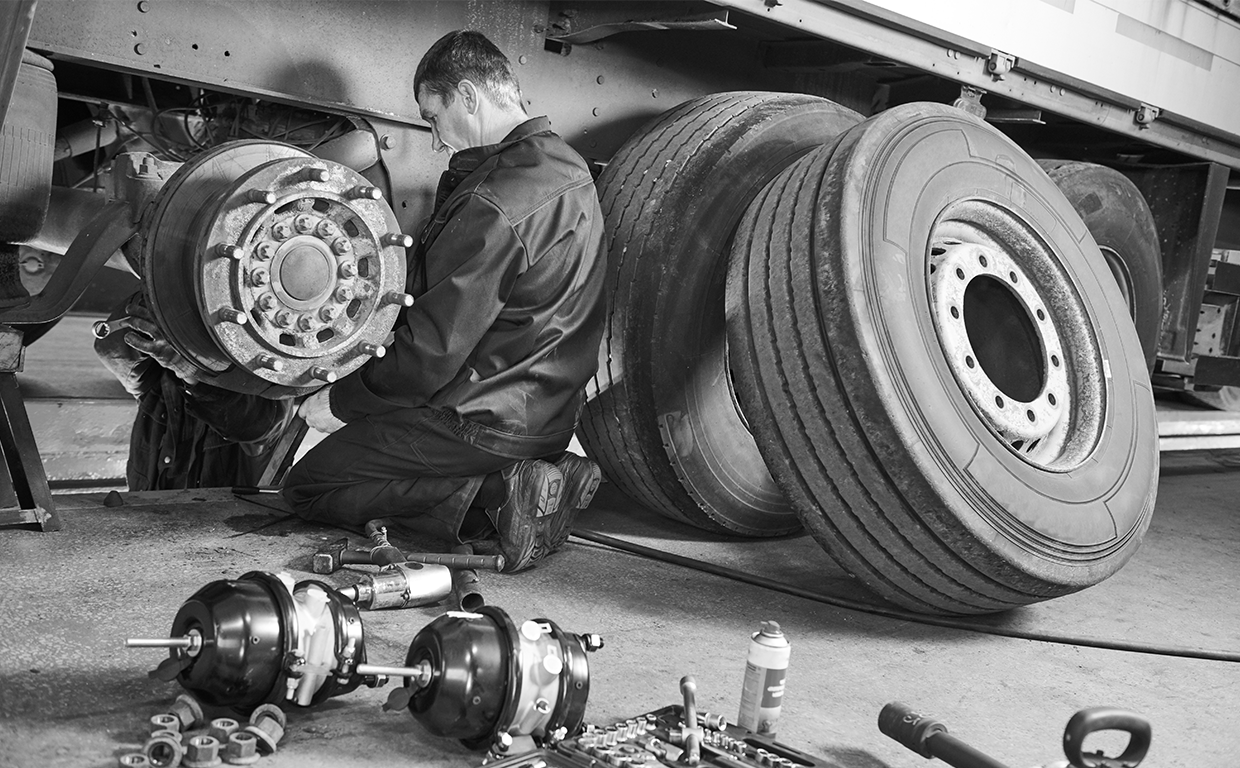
[
  {"x1": 547, "y1": 453, "x2": 602, "y2": 550},
  {"x1": 490, "y1": 459, "x2": 564, "y2": 572}
]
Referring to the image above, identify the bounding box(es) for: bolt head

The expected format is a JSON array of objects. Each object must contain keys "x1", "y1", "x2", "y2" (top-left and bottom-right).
[
  {"x1": 334, "y1": 286, "x2": 355, "y2": 303},
  {"x1": 331, "y1": 238, "x2": 353, "y2": 255},
  {"x1": 338, "y1": 261, "x2": 357, "y2": 278},
  {"x1": 274, "y1": 310, "x2": 293, "y2": 328},
  {"x1": 319, "y1": 306, "x2": 337, "y2": 322},
  {"x1": 316, "y1": 220, "x2": 339, "y2": 238},
  {"x1": 257, "y1": 294, "x2": 277, "y2": 311},
  {"x1": 250, "y1": 269, "x2": 269, "y2": 287},
  {"x1": 294, "y1": 214, "x2": 316, "y2": 234},
  {"x1": 272, "y1": 222, "x2": 292, "y2": 240},
  {"x1": 255, "y1": 242, "x2": 276, "y2": 260},
  {"x1": 297, "y1": 314, "x2": 314, "y2": 331}
]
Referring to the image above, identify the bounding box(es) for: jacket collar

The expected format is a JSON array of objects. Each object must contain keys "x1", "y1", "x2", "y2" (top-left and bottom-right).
[{"x1": 446, "y1": 116, "x2": 552, "y2": 175}]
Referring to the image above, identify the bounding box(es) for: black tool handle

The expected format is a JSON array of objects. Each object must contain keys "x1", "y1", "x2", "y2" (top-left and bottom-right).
[
  {"x1": 879, "y1": 703, "x2": 1012, "y2": 768},
  {"x1": 1063, "y1": 708, "x2": 1151, "y2": 768}
]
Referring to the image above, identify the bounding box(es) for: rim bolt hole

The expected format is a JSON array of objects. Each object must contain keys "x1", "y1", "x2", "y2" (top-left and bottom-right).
[
  {"x1": 995, "y1": 395, "x2": 1005, "y2": 408},
  {"x1": 955, "y1": 268, "x2": 966, "y2": 280},
  {"x1": 1051, "y1": 354, "x2": 1061, "y2": 368},
  {"x1": 1009, "y1": 270, "x2": 1018, "y2": 283},
  {"x1": 950, "y1": 306, "x2": 959, "y2": 320},
  {"x1": 1048, "y1": 393, "x2": 1057, "y2": 406},
  {"x1": 1036, "y1": 308, "x2": 1046, "y2": 321},
  {"x1": 965, "y1": 355, "x2": 975, "y2": 368},
  {"x1": 978, "y1": 255, "x2": 988, "y2": 268},
  {"x1": 1026, "y1": 409, "x2": 1036, "y2": 422}
]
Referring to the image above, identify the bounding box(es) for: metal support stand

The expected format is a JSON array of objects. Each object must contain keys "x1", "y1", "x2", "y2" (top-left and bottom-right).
[{"x1": 0, "y1": 325, "x2": 58, "y2": 531}]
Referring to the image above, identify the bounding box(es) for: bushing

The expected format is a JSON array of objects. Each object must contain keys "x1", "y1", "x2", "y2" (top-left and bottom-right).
[
  {"x1": 207, "y1": 719, "x2": 238, "y2": 745},
  {"x1": 183, "y1": 735, "x2": 222, "y2": 768},
  {"x1": 223, "y1": 732, "x2": 260, "y2": 765},
  {"x1": 144, "y1": 732, "x2": 184, "y2": 768},
  {"x1": 242, "y1": 703, "x2": 286, "y2": 754},
  {"x1": 118, "y1": 754, "x2": 151, "y2": 767}
]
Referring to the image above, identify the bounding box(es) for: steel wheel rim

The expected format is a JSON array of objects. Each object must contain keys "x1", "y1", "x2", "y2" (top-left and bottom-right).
[{"x1": 927, "y1": 199, "x2": 1105, "y2": 471}]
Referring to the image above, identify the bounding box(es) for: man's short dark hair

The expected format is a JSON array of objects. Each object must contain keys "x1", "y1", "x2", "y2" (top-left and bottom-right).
[{"x1": 415, "y1": 30, "x2": 524, "y2": 111}]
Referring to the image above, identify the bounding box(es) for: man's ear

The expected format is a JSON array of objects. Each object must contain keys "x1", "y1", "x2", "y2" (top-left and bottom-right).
[{"x1": 457, "y1": 80, "x2": 480, "y2": 114}]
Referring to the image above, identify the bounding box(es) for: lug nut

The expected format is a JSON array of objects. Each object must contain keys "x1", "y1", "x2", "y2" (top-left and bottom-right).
[
  {"x1": 338, "y1": 261, "x2": 357, "y2": 278},
  {"x1": 243, "y1": 704, "x2": 286, "y2": 755},
  {"x1": 247, "y1": 189, "x2": 277, "y2": 204},
  {"x1": 274, "y1": 310, "x2": 293, "y2": 328},
  {"x1": 223, "y1": 732, "x2": 259, "y2": 765},
  {"x1": 257, "y1": 354, "x2": 284, "y2": 372},
  {"x1": 331, "y1": 238, "x2": 353, "y2": 255},
  {"x1": 183, "y1": 735, "x2": 222, "y2": 768},
  {"x1": 214, "y1": 244, "x2": 244, "y2": 260},
  {"x1": 249, "y1": 268, "x2": 269, "y2": 287},
  {"x1": 382, "y1": 233, "x2": 414, "y2": 248},
  {"x1": 319, "y1": 306, "x2": 338, "y2": 322},
  {"x1": 150, "y1": 714, "x2": 180, "y2": 734},
  {"x1": 144, "y1": 733, "x2": 184, "y2": 768},
  {"x1": 383, "y1": 291, "x2": 414, "y2": 307},
  {"x1": 254, "y1": 242, "x2": 276, "y2": 260},
  {"x1": 359, "y1": 342, "x2": 386, "y2": 358},
  {"x1": 271, "y1": 222, "x2": 292, "y2": 240},
  {"x1": 334, "y1": 286, "x2": 355, "y2": 303},
  {"x1": 348, "y1": 185, "x2": 382, "y2": 200},
  {"x1": 257, "y1": 294, "x2": 277, "y2": 311},
  {"x1": 208, "y1": 718, "x2": 239, "y2": 744},
  {"x1": 297, "y1": 314, "x2": 315, "y2": 331},
  {"x1": 310, "y1": 366, "x2": 338, "y2": 383},
  {"x1": 316, "y1": 220, "x2": 339, "y2": 238},
  {"x1": 294, "y1": 214, "x2": 316, "y2": 233},
  {"x1": 582, "y1": 633, "x2": 605, "y2": 651},
  {"x1": 302, "y1": 166, "x2": 330, "y2": 182},
  {"x1": 217, "y1": 308, "x2": 248, "y2": 326}
]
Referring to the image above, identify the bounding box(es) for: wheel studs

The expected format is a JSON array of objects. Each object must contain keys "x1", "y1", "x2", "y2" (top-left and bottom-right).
[
  {"x1": 348, "y1": 185, "x2": 382, "y2": 200},
  {"x1": 257, "y1": 354, "x2": 284, "y2": 372},
  {"x1": 215, "y1": 244, "x2": 244, "y2": 260},
  {"x1": 383, "y1": 291, "x2": 414, "y2": 307},
  {"x1": 311, "y1": 366, "x2": 338, "y2": 383},
  {"x1": 359, "y1": 342, "x2": 386, "y2": 358},
  {"x1": 248, "y1": 189, "x2": 277, "y2": 204},
  {"x1": 302, "y1": 166, "x2": 330, "y2": 182},
  {"x1": 382, "y1": 233, "x2": 413, "y2": 248},
  {"x1": 218, "y1": 308, "x2": 247, "y2": 325}
]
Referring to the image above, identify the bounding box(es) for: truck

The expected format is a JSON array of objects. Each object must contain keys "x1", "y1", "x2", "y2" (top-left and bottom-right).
[{"x1": 1, "y1": 0, "x2": 1236, "y2": 615}]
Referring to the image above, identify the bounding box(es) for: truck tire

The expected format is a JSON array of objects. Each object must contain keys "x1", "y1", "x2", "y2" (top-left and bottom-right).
[
  {"x1": 726, "y1": 103, "x2": 1158, "y2": 613},
  {"x1": 1037, "y1": 159, "x2": 1162, "y2": 371},
  {"x1": 579, "y1": 92, "x2": 862, "y2": 535}
]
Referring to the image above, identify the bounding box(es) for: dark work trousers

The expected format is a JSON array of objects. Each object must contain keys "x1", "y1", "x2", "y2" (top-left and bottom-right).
[{"x1": 281, "y1": 407, "x2": 567, "y2": 543}]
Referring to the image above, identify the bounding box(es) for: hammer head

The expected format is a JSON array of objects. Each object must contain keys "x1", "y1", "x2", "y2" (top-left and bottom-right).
[{"x1": 313, "y1": 537, "x2": 349, "y2": 574}]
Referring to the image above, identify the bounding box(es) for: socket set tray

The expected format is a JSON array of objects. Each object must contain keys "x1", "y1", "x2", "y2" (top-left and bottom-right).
[{"x1": 488, "y1": 706, "x2": 828, "y2": 768}]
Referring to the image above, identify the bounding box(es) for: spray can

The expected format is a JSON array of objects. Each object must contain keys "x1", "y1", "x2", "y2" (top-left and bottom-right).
[{"x1": 736, "y1": 621, "x2": 790, "y2": 735}]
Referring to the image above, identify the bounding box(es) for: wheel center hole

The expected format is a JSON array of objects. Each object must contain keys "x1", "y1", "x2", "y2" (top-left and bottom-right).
[{"x1": 964, "y1": 274, "x2": 1045, "y2": 403}]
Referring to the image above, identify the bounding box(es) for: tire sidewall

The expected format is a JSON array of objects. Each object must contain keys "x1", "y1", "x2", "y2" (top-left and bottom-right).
[{"x1": 823, "y1": 104, "x2": 1157, "y2": 585}]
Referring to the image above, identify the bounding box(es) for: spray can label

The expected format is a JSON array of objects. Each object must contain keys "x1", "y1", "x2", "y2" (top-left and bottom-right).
[{"x1": 737, "y1": 621, "x2": 790, "y2": 735}]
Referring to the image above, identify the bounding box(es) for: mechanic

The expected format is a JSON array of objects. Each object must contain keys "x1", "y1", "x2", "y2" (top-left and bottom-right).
[
  {"x1": 94, "y1": 293, "x2": 294, "y2": 490},
  {"x1": 281, "y1": 30, "x2": 607, "y2": 572}
]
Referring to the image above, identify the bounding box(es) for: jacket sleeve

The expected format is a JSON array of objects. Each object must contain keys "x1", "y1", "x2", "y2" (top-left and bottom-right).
[
  {"x1": 329, "y1": 194, "x2": 524, "y2": 421},
  {"x1": 182, "y1": 382, "x2": 294, "y2": 446}
]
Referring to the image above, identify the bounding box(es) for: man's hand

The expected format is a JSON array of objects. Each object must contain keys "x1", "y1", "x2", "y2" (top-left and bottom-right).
[
  {"x1": 120, "y1": 299, "x2": 202, "y2": 385},
  {"x1": 299, "y1": 385, "x2": 346, "y2": 434}
]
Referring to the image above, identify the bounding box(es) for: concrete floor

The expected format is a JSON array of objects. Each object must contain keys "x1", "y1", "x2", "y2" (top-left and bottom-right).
[{"x1": 1, "y1": 449, "x2": 1238, "y2": 768}]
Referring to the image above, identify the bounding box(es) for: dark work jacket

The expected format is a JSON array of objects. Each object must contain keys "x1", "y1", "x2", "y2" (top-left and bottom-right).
[
  {"x1": 328, "y1": 116, "x2": 606, "y2": 459},
  {"x1": 94, "y1": 296, "x2": 293, "y2": 490}
]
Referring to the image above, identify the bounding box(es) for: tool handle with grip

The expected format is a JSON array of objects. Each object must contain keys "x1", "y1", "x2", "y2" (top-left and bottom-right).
[
  {"x1": 405, "y1": 551, "x2": 505, "y2": 571},
  {"x1": 879, "y1": 703, "x2": 1012, "y2": 768},
  {"x1": 449, "y1": 544, "x2": 485, "y2": 611},
  {"x1": 1062, "y1": 708, "x2": 1151, "y2": 768}
]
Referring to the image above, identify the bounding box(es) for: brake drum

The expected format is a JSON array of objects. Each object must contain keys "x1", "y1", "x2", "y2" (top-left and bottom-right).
[{"x1": 141, "y1": 140, "x2": 410, "y2": 398}]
